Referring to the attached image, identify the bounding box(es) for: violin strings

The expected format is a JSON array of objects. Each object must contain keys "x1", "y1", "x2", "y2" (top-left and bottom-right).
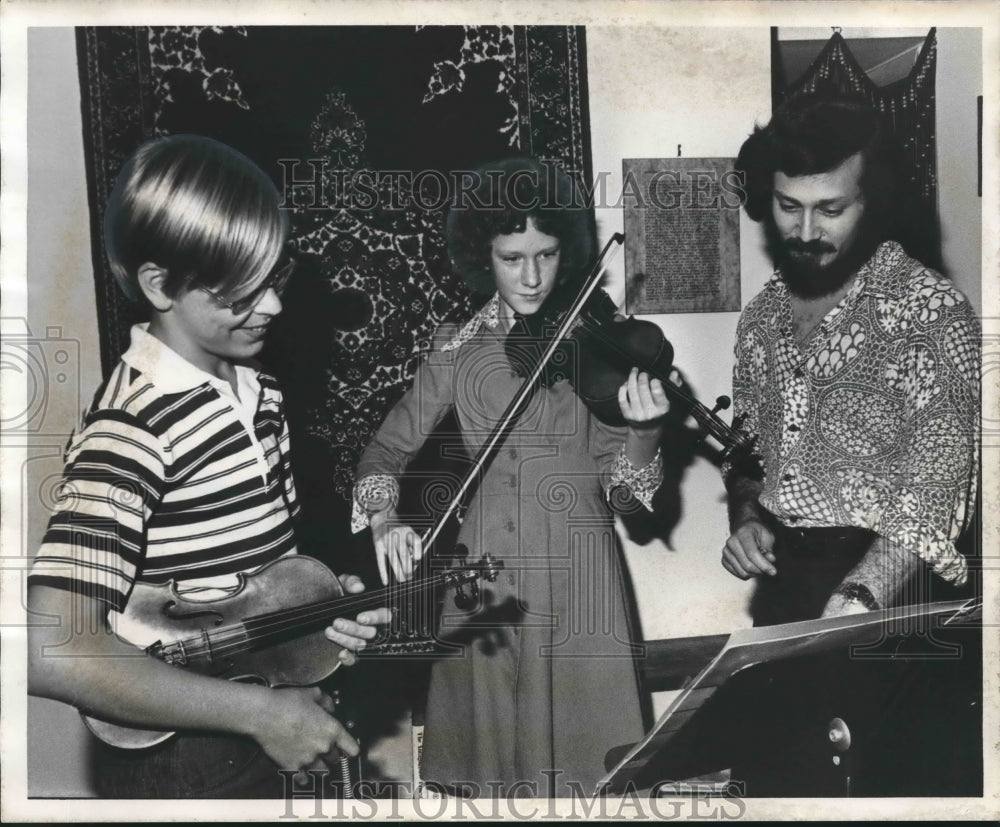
[
  {"x1": 173, "y1": 576, "x2": 436, "y2": 659},
  {"x1": 158, "y1": 570, "x2": 455, "y2": 662},
  {"x1": 244, "y1": 577, "x2": 434, "y2": 642}
]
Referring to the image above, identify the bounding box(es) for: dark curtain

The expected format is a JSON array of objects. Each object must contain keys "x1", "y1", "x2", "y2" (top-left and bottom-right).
[
  {"x1": 773, "y1": 28, "x2": 942, "y2": 271},
  {"x1": 76, "y1": 25, "x2": 593, "y2": 583}
]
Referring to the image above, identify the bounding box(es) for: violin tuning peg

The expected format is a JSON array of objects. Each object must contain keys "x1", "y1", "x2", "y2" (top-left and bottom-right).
[
  {"x1": 711, "y1": 395, "x2": 731, "y2": 415},
  {"x1": 480, "y1": 554, "x2": 503, "y2": 582},
  {"x1": 453, "y1": 583, "x2": 476, "y2": 611}
]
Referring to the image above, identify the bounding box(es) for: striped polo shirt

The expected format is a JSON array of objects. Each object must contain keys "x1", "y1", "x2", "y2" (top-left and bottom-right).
[{"x1": 29, "y1": 324, "x2": 299, "y2": 617}]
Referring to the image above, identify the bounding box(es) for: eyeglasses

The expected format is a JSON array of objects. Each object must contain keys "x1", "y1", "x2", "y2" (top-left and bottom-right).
[{"x1": 196, "y1": 259, "x2": 295, "y2": 315}]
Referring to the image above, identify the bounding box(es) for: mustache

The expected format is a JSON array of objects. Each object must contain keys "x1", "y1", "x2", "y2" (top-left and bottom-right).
[{"x1": 783, "y1": 237, "x2": 837, "y2": 256}]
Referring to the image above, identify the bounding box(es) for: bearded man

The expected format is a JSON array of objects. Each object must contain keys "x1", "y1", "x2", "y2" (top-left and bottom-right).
[{"x1": 722, "y1": 95, "x2": 980, "y2": 626}]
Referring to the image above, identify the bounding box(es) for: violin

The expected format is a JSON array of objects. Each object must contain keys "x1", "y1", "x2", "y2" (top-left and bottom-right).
[
  {"x1": 82, "y1": 552, "x2": 503, "y2": 750},
  {"x1": 418, "y1": 235, "x2": 750, "y2": 554},
  {"x1": 506, "y1": 233, "x2": 752, "y2": 460}
]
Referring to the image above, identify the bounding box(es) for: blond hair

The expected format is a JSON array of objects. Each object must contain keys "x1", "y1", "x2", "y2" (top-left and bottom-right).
[{"x1": 104, "y1": 134, "x2": 288, "y2": 302}]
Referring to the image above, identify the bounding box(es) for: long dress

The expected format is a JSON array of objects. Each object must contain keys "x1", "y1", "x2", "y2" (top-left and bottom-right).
[{"x1": 355, "y1": 306, "x2": 647, "y2": 798}]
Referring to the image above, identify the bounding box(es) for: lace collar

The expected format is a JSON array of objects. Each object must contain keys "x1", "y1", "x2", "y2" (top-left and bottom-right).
[{"x1": 441, "y1": 293, "x2": 502, "y2": 352}]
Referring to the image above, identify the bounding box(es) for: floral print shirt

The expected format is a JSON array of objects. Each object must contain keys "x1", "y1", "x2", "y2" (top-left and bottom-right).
[{"x1": 726, "y1": 241, "x2": 980, "y2": 584}]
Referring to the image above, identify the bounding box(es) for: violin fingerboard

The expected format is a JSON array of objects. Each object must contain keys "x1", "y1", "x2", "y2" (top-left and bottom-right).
[{"x1": 365, "y1": 637, "x2": 440, "y2": 656}]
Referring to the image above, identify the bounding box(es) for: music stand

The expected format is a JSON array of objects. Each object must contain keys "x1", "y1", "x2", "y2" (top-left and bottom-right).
[{"x1": 601, "y1": 599, "x2": 982, "y2": 797}]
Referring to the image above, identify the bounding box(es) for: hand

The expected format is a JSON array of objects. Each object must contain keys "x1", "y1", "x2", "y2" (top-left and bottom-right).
[
  {"x1": 250, "y1": 686, "x2": 358, "y2": 782},
  {"x1": 618, "y1": 367, "x2": 671, "y2": 432},
  {"x1": 821, "y1": 580, "x2": 881, "y2": 618},
  {"x1": 820, "y1": 592, "x2": 873, "y2": 619},
  {"x1": 370, "y1": 508, "x2": 423, "y2": 585},
  {"x1": 324, "y1": 574, "x2": 392, "y2": 666},
  {"x1": 721, "y1": 519, "x2": 777, "y2": 579}
]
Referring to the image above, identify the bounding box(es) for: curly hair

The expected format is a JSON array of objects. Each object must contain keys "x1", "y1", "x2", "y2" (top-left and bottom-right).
[
  {"x1": 735, "y1": 94, "x2": 908, "y2": 237},
  {"x1": 445, "y1": 157, "x2": 595, "y2": 297}
]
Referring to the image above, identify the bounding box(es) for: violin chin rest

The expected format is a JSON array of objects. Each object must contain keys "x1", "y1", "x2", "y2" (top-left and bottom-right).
[{"x1": 82, "y1": 713, "x2": 175, "y2": 750}]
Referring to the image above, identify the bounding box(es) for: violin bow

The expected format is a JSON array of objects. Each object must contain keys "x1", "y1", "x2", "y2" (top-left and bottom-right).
[{"x1": 419, "y1": 233, "x2": 626, "y2": 553}]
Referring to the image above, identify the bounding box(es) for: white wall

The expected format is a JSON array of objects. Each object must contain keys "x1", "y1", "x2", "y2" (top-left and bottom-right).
[
  {"x1": 937, "y1": 27, "x2": 983, "y2": 312},
  {"x1": 25, "y1": 27, "x2": 103, "y2": 797},
  {"x1": 586, "y1": 26, "x2": 771, "y2": 720}
]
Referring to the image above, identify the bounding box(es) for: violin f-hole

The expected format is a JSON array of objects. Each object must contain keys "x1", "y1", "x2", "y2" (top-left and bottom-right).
[{"x1": 162, "y1": 601, "x2": 225, "y2": 626}]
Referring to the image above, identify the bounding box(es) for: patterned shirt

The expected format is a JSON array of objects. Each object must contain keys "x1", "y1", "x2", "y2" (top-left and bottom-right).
[
  {"x1": 726, "y1": 241, "x2": 980, "y2": 584},
  {"x1": 29, "y1": 325, "x2": 300, "y2": 615}
]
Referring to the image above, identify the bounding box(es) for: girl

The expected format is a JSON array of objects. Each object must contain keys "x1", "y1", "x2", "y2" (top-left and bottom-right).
[{"x1": 352, "y1": 157, "x2": 669, "y2": 797}]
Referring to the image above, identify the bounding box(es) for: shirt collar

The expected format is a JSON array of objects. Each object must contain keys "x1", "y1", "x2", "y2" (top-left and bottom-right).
[
  {"x1": 121, "y1": 323, "x2": 261, "y2": 395},
  {"x1": 856, "y1": 240, "x2": 911, "y2": 299},
  {"x1": 483, "y1": 293, "x2": 501, "y2": 328}
]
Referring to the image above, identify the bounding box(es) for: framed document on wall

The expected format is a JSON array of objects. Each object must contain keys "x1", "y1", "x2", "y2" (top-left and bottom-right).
[{"x1": 622, "y1": 157, "x2": 742, "y2": 314}]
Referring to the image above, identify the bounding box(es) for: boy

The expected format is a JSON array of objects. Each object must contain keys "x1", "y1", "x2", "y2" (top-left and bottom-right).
[{"x1": 27, "y1": 135, "x2": 388, "y2": 798}]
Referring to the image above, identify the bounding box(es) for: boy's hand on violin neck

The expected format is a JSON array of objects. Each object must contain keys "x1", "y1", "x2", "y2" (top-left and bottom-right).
[
  {"x1": 325, "y1": 574, "x2": 392, "y2": 665},
  {"x1": 248, "y1": 685, "x2": 358, "y2": 779},
  {"x1": 370, "y1": 508, "x2": 423, "y2": 585}
]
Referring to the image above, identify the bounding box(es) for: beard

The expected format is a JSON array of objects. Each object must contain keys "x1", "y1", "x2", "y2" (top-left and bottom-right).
[{"x1": 764, "y1": 215, "x2": 882, "y2": 300}]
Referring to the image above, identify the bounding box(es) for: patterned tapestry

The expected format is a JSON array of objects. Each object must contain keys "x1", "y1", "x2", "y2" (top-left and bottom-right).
[
  {"x1": 77, "y1": 25, "x2": 592, "y2": 574},
  {"x1": 773, "y1": 28, "x2": 942, "y2": 271}
]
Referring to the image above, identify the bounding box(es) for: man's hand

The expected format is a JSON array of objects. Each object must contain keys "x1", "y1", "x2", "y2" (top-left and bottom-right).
[
  {"x1": 826, "y1": 536, "x2": 918, "y2": 617},
  {"x1": 721, "y1": 519, "x2": 777, "y2": 579},
  {"x1": 324, "y1": 574, "x2": 392, "y2": 666},
  {"x1": 821, "y1": 577, "x2": 884, "y2": 619},
  {"x1": 820, "y1": 592, "x2": 872, "y2": 618}
]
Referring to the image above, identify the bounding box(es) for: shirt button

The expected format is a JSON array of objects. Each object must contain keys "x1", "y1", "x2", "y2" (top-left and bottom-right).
[{"x1": 506, "y1": 520, "x2": 515, "y2": 532}]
